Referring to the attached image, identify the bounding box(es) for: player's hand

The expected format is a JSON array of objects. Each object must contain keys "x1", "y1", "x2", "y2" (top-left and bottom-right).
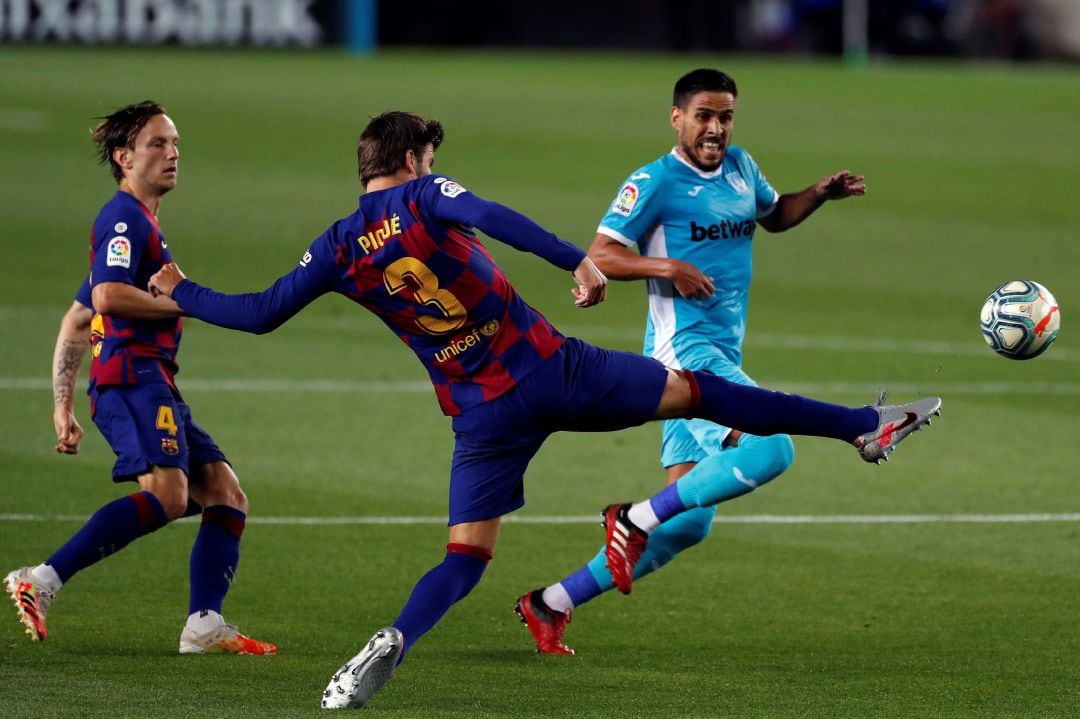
[
  {"x1": 669, "y1": 259, "x2": 714, "y2": 300},
  {"x1": 571, "y1": 256, "x2": 607, "y2": 308},
  {"x1": 149, "y1": 262, "x2": 186, "y2": 298},
  {"x1": 817, "y1": 170, "x2": 866, "y2": 200},
  {"x1": 53, "y1": 407, "x2": 84, "y2": 455}
]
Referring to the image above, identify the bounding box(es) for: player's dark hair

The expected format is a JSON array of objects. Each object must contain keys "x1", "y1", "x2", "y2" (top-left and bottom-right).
[
  {"x1": 673, "y1": 69, "x2": 738, "y2": 108},
  {"x1": 90, "y1": 100, "x2": 167, "y2": 184},
  {"x1": 358, "y1": 111, "x2": 444, "y2": 187}
]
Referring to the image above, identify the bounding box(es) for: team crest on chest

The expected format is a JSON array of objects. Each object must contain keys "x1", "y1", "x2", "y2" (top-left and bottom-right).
[{"x1": 725, "y1": 173, "x2": 749, "y2": 194}]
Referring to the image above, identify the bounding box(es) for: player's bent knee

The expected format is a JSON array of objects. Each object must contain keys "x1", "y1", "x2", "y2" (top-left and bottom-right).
[
  {"x1": 654, "y1": 368, "x2": 698, "y2": 419},
  {"x1": 140, "y1": 467, "x2": 190, "y2": 520},
  {"x1": 148, "y1": 489, "x2": 190, "y2": 521},
  {"x1": 744, "y1": 433, "x2": 795, "y2": 482},
  {"x1": 192, "y1": 462, "x2": 248, "y2": 512}
]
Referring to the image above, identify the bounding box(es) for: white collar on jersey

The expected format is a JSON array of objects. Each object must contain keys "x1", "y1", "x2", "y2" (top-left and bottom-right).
[{"x1": 669, "y1": 147, "x2": 725, "y2": 180}]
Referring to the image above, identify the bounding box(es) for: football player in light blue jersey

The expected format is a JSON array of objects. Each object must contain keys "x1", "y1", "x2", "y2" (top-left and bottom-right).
[{"x1": 516, "y1": 68, "x2": 867, "y2": 654}]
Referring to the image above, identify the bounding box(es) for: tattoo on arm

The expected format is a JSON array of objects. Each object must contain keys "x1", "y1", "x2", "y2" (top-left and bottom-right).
[{"x1": 53, "y1": 339, "x2": 88, "y2": 407}]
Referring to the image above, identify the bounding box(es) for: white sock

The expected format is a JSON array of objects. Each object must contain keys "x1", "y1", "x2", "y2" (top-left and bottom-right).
[
  {"x1": 627, "y1": 501, "x2": 660, "y2": 533},
  {"x1": 31, "y1": 564, "x2": 62, "y2": 593},
  {"x1": 541, "y1": 583, "x2": 574, "y2": 615},
  {"x1": 186, "y1": 609, "x2": 225, "y2": 634}
]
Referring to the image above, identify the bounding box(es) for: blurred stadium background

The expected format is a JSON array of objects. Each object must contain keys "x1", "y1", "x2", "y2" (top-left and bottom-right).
[{"x1": 1, "y1": 1, "x2": 1078, "y2": 717}]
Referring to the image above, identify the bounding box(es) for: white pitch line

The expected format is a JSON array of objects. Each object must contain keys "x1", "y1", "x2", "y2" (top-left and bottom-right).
[
  {"x1": 1, "y1": 377, "x2": 1078, "y2": 396},
  {"x1": 1, "y1": 513, "x2": 1078, "y2": 525}
]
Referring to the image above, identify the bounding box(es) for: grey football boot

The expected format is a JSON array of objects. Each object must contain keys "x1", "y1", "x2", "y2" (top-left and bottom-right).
[
  {"x1": 853, "y1": 389, "x2": 941, "y2": 464},
  {"x1": 322, "y1": 627, "x2": 403, "y2": 709}
]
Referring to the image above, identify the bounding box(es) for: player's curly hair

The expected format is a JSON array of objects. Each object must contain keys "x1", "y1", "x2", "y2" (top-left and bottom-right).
[
  {"x1": 673, "y1": 69, "x2": 738, "y2": 108},
  {"x1": 90, "y1": 100, "x2": 167, "y2": 184},
  {"x1": 358, "y1": 111, "x2": 444, "y2": 187}
]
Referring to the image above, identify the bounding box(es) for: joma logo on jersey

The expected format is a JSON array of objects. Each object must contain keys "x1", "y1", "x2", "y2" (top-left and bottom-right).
[
  {"x1": 433, "y1": 321, "x2": 499, "y2": 364},
  {"x1": 690, "y1": 220, "x2": 755, "y2": 241},
  {"x1": 357, "y1": 214, "x2": 402, "y2": 255}
]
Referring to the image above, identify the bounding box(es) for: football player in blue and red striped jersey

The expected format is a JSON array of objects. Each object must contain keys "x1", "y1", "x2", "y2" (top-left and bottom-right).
[
  {"x1": 4, "y1": 102, "x2": 274, "y2": 656},
  {"x1": 147, "y1": 111, "x2": 939, "y2": 708}
]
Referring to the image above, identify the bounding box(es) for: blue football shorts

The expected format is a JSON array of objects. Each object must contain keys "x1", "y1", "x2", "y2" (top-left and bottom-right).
[
  {"x1": 92, "y1": 383, "x2": 227, "y2": 482},
  {"x1": 447, "y1": 337, "x2": 670, "y2": 525},
  {"x1": 660, "y1": 343, "x2": 756, "y2": 467}
]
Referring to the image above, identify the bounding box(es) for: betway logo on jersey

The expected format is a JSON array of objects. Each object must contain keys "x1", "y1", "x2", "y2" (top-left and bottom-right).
[
  {"x1": 357, "y1": 214, "x2": 402, "y2": 255},
  {"x1": 690, "y1": 219, "x2": 755, "y2": 241},
  {"x1": 433, "y1": 321, "x2": 500, "y2": 364}
]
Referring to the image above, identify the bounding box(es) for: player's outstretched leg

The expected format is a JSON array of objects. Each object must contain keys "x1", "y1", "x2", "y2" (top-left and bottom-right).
[
  {"x1": 514, "y1": 589, "x2": 574, "y2": 654},
  {"x1": 5, "y1": 567, "x2": 57, "y2": 641},
  {"x1": 602, "y1": 387, "x2": 942, "y2": 593},
  {"x1": 852, "y1": 390, "x2": 942, "y2": 464},
  {"x1": 322, "y1": 627, "x2": 404, "y2": 710},
  {"x1": 682, "y1": 372, "x2": 942, "y2": 460}
]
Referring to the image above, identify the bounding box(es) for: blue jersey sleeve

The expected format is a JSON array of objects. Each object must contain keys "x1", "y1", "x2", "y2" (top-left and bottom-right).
[
  {"x1": 171, "y1": 231, "x2": 338, "y2": 334},
  {"x1": 90, "y1": 206, "x2": 151, "y2": 287},
  {"x1": 422, "y1": 176, "x2": 585, "y2": 271},
  {"x1": 596, "y1": 167, "x2": 663, "y2": 248},
  {"x1": 75, "y1": 276, "x2": 92, "y2": 308}
]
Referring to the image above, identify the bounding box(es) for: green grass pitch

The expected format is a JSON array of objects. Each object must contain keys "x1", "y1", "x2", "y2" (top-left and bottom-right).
[{"x1": 1, "y1": 46, "x2": 1078, "y2": 717}]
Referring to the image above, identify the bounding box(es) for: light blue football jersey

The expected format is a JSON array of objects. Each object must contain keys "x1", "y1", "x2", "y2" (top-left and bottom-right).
[{"x1": 597, "y1": 147, "x2": 778, "y2": 369}]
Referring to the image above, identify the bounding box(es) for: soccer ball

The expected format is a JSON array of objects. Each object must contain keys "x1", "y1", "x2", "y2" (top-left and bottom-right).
[{"x1": 980, "y1": 280, "x2": 1060, "y2": 360}]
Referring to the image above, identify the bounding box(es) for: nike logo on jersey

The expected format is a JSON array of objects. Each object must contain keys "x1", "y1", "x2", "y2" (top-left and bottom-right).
[
  {"x1": 688, "y1": 186, "x2": 704, "y2": 197},
  {"x1": 630, "y1": 172, "x2": 651, "y2": 181}
]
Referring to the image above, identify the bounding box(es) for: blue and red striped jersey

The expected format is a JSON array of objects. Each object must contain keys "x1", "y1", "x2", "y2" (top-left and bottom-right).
[
  {"x1": 173, "y1": 175, "x2": 586, "y2": 415},
  {"x1": 87, "y1": 191, "x2": 181, "y2": 396}
]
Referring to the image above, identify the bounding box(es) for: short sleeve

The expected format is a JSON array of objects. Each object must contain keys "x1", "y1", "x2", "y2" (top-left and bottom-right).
[
  {"x1": 596, "y1": 169, "x2": 663, "y2": 248},
  {"x1": 90, "y1": 207, "x2": 151, "y2": 287},
  {"x1": 74, "y1": 276, "x2": 92, "y2": 307}
]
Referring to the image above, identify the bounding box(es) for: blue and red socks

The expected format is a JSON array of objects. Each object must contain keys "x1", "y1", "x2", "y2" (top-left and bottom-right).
[
  {"x1": 392, "y1": 543, "x2": 492, "y2": 659},
  {"x1": 45, "y1": 491, "x2": 168, "y2": 583},
  {"x1": 188, "y1": 505, "x2": 246, "y2": 616},
  {"x1": 686, "y1": 370, "x2": 876, "y2": 442}
]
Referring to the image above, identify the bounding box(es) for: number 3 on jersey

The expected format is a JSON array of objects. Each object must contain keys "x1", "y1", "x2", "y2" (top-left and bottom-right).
[{"x1": 383, "y1": 257, "x2": 467, "y2": 335}]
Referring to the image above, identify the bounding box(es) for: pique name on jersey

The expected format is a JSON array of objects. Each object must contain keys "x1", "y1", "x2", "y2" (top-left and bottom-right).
[
  {"x1": 690, "y1": 219, "x2": 755, "y2": 241},
  {"x1": 357, "y1": 214, "x2": 402, "y2": 255}
]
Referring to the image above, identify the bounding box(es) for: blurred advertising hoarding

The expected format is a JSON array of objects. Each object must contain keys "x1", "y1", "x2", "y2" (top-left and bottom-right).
[{"x1": 0, "y1": 0, "x2": 373, "y2": 49}]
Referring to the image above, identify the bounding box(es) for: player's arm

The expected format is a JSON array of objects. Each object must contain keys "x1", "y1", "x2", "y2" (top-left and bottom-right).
[
  {"x1": 148, "y1": 255, "x2": 333, "y2": 334},
  {"x1": 588, "y1": 232, "x2": 714, "y2": 300},
  {"x1": 757, "y1": 170, "x2": 866, "y2": 233},
  {"x1": 431, "y1": 188, "x2": 605, "y2": 307},
  {"x1": 52, "y1": 299, "x2": 92, "y2": 454},
  {"x1": 91, "y1": 281, "x2": 182, "y2": 319},
  {"x1": 436, "y1": 192, "x2": 586, "y2": 271}
]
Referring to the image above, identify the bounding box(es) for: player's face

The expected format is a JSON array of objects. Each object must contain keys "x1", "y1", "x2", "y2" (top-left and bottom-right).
[
  {"x1": 671, "y1": 91, "x2": 736, "y2": 173},
  {"x1": 119, "y1": 114, "x2": 180, "y2": 196}
]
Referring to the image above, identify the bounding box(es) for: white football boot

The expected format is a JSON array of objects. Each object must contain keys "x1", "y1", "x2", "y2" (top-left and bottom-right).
[
  {"x1": 853, "y1": 389, "x2": 942, "y2": 464},
  {"x1": 322, "y1": 627, "x2": 403, "y2": 709}
]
